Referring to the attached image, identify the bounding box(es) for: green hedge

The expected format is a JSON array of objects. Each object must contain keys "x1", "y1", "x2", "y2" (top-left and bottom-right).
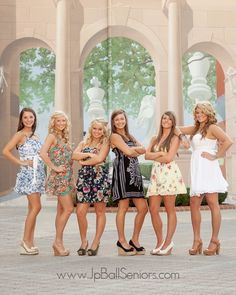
[{"x1": 106, "y1": 190, "x2": 227, "y2": 207}]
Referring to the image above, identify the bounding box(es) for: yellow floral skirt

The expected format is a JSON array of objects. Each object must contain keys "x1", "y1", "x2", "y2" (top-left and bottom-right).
[{"x1": 147, "y1": 161, "x2": 186, "y2": 197}]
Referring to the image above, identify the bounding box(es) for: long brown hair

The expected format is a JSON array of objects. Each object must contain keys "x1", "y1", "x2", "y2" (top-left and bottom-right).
[
  {"x1": 154, "y1": 111, "x2": 176, "y2": 152},
  {"x1": 191, "y1": 101, "x2": 217, "y2": 139},
  {"x1": 17, "y1": 107, "x2": 37, "y2": 136},
  {"x1": 111, "y1": 109, "x2": 136, "y2": 142}
]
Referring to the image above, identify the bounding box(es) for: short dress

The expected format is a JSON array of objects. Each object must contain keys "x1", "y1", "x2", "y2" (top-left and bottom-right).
[
  {"x1": 46, "y1": 137, "x2": 75, "y2": 196},
  {"x1": 76, "y1": 146, "x2": 110, "y2": 203},
  {"x1": 190, "y1": 133, "x2": 228, "y2": 196},
  {"x1": 15, "y1": 137, "x2": 45, "y2": 195},
  {"x1": 147, "y1": 145, "x2": 186, "y2": 197},
  {"x1": 112, "y1": 140, "x2": 145, "y2": 202}
]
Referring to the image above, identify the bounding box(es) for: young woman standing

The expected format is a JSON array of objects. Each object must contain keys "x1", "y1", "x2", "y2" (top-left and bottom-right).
[
  {"x1": 40, "y1": 111, "x2": 74, "y2": 256},
  {"x1": 110, "y1": 109, "x2": 148, "y2": 256},
  {"x1": 145, "y1": 111, "x2": 186, "y2": 256},
  {"x1": 177, "y1": 101, "x2": 233, "y2": 255},
  {"x1": 3, "y1": 108, "x2": 45, "y2": 255},
  {"x1": 73, "y1": 119, "x2": 110, "y2": 256}
]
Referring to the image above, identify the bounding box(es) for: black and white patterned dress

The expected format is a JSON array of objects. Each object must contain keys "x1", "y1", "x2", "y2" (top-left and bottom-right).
[{"x1": 112, "y1": 140, "x2": 144, "y2": 202}]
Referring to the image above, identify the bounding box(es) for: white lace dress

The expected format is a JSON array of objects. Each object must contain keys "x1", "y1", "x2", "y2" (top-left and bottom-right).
[{"x1": 190, "y1": 133, "x2": 228, "y2": 196}]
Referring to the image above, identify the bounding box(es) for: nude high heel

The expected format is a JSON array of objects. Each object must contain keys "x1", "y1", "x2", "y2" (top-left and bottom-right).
[
  {"x1": 189, "y1": 239, "x2": 203, "y2": 255},
  {"x1": 156, "y1": 241, "x2": 174, "y2": 256},
  {"x1": 52, "y1": 244, "x2": 70, "y2": 256},
  {"x1": 150, "y1": 240, "x2": 165, "y2": 255},
  {"x1": 203, "y1": 240, "x2": 220, "y2": 256},
  {"x1": 20, "y1": 241, "x2": 38, "y2": 255}
]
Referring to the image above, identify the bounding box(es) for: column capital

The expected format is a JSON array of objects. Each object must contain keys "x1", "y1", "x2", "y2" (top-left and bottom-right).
[
  {"x1": 162, "y1": 0, "x2": 186, "y2": 14},
  {"x1": 53, "y1": 0, "x2": 74, "y2": 8}
]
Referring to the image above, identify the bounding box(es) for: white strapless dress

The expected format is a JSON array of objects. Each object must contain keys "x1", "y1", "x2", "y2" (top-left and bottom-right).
[{"x1": 190, "y1": 133, "x2": 228, "y2": 196}]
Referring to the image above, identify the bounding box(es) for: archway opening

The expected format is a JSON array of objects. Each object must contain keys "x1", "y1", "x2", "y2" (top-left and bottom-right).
[
  {"x1": 20, "y1": 47, "x2": 55, "y2": 140},
  {"x1": 83, "y1": 36, "x2": 156, "y2": 148}
]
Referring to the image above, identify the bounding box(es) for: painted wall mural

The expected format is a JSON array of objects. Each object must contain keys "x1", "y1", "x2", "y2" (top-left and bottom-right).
[
  {"x1": 83, "y1": 37, "x2": 156, "y2": 150},
  {"x1": 20, "y1": 48, "x2": 55, "y2": 140}
]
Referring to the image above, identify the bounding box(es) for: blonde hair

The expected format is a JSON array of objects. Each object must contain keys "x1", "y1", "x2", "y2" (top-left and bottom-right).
[
  {"x1": 84, "y1": 119, "x2": 109, "y2": 146},
  {"x1": 48, "y1": 111, "x2": 70, "y2": 143},
  {"x1": 191, "y1": 101, "x2": 217, "y2": 139}
]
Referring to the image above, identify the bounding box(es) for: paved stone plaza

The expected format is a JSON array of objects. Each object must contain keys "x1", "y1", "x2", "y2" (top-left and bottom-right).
[{"x1": 0, "y1": 194, "x2": 236, "y2": 295}]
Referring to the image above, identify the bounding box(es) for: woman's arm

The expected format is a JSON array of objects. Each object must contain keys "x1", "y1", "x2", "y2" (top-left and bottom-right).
[
  {"x1": 72, "y1": 141, "x2": 95, "y2": 161},
  {"x1": 145, "y1": 136, "x2": 166, "y2": 160},
  {"x1": 130, "y1": 146, "x2": 146, "y2": 155},
  {"x1": 202, "y1": 125, "x2": 233, "y2": 160},
  {"x1": 2, "y1": 132, "x2": 32, "y2": 166},
  {"x1": 156, "y1": 135, "x2": 180, "y2": 163},
  {"x1": 176, "y1": 126, "x2": 195, "y2": 136},
  {"x1": 110, "y1": 133, "x2": 139, "y2": 157},
  {"x1": 79, "y1": 143, "x2": 110, "y2": 166},
  {"x1": 131, "y1": 139, "x2": 146, "y2": 155},
  {"x1": 40, "y1": 134, "x2": 65, "y2": 173}
]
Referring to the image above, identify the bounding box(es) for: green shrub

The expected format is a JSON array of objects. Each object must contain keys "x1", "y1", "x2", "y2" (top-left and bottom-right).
[
  {"x1": 175, "y1": 188, "x2": 190, "y2": 206},
  {"x1": 139, "y1": 163, "x2": 152, "y2": 179}
]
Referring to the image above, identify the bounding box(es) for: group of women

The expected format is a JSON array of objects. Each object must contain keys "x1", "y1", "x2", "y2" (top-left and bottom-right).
[{"x1": 2, "y1": 101, "x2": 233, "y2": 257}]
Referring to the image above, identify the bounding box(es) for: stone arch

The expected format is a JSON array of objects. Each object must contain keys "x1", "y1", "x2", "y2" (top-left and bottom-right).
[
  {"x1": 77, "y1": 20, "x2": 168, "y2": 139},
  {"x1": 0, "y1": 37, "x2": 54, "y2": 69},
  {"x1": 185, "y1": 41, "x2": 235, "y2": 72},
  {"x1": 183, "y1": 41, "x2": 235, "y2": 128},
  {"x1": 79, "y1": 19, "x2": 167, "y2": 71}
]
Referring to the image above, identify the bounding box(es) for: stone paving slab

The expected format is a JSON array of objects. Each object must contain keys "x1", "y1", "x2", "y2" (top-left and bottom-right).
[{"x1": 0, "y1": 196, "x2": 236, "y2": 295}]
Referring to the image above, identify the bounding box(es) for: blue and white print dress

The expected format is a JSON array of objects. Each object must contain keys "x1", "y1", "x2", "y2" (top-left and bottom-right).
[{"x1": 14, "y1": 137, "x2": 45, "y2": 195}]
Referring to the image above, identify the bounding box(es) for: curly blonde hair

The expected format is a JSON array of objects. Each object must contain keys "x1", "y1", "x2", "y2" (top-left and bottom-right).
[
  {"x1": 84, "y1": 119, "x2": 109, "y2": 146},
  {"x1": 48, "y1": 111, "x2": 70, "y2": 143},
  {"x1": 191, "y1": 101, "x2": 217, "y2": 139}
]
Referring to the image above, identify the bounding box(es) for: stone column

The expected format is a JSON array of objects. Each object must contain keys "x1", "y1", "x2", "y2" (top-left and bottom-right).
[
  {"x1": 54, "y1": 0, "x2": 71, "y2": 114},
  {"x1": 164, "y1": 0, "x2": 183, "y2": 124}
]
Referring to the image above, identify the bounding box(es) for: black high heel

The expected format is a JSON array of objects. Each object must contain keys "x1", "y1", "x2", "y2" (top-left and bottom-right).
[
  {"x1": 77, "y1": 241, "x2": 88, "y2": 256},
  {"x1": 116, "y1": 241, "x2": 136, "y2": 256},
  {"x1": 87, "y1": 244, "x2": 100, "y2": 256},
  {"x1": 129, "y1": 240, "x2": 146, "y2": 255}
]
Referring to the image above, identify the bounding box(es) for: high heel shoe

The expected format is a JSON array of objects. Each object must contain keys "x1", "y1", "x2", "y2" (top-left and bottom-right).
[
  {"x1": 31, "y1": 246, "x2": 39, "y2": 252},
  {"x1": 156, "y1": 241, "x2": 174, "y2": 256},
  {"x1": 129, "y1": 240, "x2": 145, "y2": 255},
  {"x1": 20, "y1": 241, "x2": 38, "y2": 255},
  {"x1": 52, "y1": 244, "x2": 70, "y2": 256},
  {"x1": 116, "y1": 241, "x2": 136, "y2": 256},
  {"x1": 77, "y1": 241, "x2": 88, "y2": 256},
  {"x1": 87, "y1": 244, "x2": 100, "y2": 256},
  {"x1": 203, "y1": 240, "x2": 220, "y2": 256},
  {"x1": 150, "y1": 240, "x2": 165, "y2": 255},
  {"x1": 189, "y1": 239, "x2": 203, "y2": 255}
]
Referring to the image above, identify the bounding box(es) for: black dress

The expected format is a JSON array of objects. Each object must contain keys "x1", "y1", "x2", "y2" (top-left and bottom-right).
[{"x1": 112, "y1": 140, "x2": 144, "y2": 202}]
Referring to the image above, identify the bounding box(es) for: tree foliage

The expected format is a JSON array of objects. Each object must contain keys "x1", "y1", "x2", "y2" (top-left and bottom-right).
[
  {"x1": 20, "y1": 48, "x2": 55, "y2": 113},
  {"x1": 19, "y1": 40, "x2": 155, "y2": 117},
  {"x1": 83, "y1": 37, "x2": 156, "y2": 117}
]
